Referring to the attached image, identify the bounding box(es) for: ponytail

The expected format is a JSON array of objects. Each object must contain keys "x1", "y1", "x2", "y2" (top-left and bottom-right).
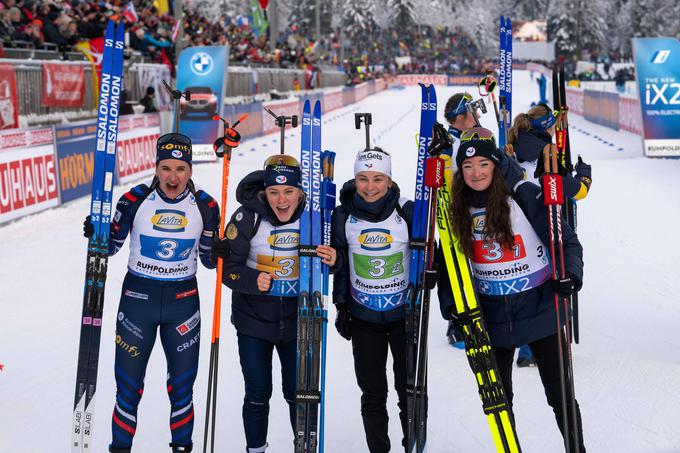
[{"x1": 507, "y1": 113, "x2": 531, "y2": 145}]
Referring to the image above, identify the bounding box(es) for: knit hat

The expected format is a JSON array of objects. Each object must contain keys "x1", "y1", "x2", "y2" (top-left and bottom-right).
[
  {"x1": 156, "y1": 133, "x2": 192, "y2": 166},
  {"x1": 455, "y1": 139, "x2": 500, "y2": 169},
  {"x1": 354, "y1": 147, "x2": 391, "y2": 178},
  {"x1": 263, "y1": 154, "x2": 302, "y2": 188}
]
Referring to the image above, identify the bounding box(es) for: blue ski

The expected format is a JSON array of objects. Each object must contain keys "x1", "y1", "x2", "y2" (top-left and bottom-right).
[
  {"x1": 499, "y1": 16, "x2": 508, "y2": 149},
  {"x1": 72, "y1": 20, "x2": 125, "y2": 453},
  {"x1": 406, "y1": 83, "x2": 437, "y2": 453},
  {"x1": 319, "y1": 149, "x2": 336, "y2": 453},
  {"x1": 506, "y1": 18, "x2": 513, "y2": 135}
]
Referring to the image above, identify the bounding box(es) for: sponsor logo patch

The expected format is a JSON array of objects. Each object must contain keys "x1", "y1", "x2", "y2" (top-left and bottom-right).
[
  {"x1": 235, "y1": 212, "x2": 244, "y2": 222},
  {"x1": 124, "y1": 290, "x2": 149, "y2": 300},
  {"x1": 466, "y1": 146, "x2": 476, "y2": 157},
  {"x1": 267, "y1": 229, "x2": 299, "y2": 251},
  {"x1": 151, "y1": 209, "x2": 188, "y2": 232},
  {"x1": 226, "y1": 223, "x2": 238, "y2": 240},
  {"x1": 358, "y1": 228, "x2": 393, "y2": 251},
  {"x1": 175, "y1": 288, "x2": 198, "y2": 300},
  {"x1": 176, "y1": 310, "x2": 200, "y2": 335}
]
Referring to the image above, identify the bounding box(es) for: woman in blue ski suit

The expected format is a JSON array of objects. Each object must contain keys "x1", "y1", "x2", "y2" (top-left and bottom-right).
[
  {"x1": 437, "y1": 132, "x2": 587, "y2": 452},
  {"x1": 84, "y1": 133, "x2": 220, "y2": 453},
  {"x1": 331, "y1": 147, "x2": 418, "y2": 453},
  {"x1": 211, "y1": 155, "x2": 336, "y2": 453}
]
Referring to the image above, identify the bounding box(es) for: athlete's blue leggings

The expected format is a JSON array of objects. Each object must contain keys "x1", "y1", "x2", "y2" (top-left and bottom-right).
[
  {"x1": 237, "y1": 333, "x2": 297, "y2": 450},
  {"x1": 110, "y1": 273, "x2": 200, "y2": 450}
]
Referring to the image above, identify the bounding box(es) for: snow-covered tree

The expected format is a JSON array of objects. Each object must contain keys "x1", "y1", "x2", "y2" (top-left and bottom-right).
[
  {"x1": 341, "y1": 0, "x2": 377, "y2": 33},
  {"x1": 386, "y1": 0, "x2": 416, "y2": 29}
]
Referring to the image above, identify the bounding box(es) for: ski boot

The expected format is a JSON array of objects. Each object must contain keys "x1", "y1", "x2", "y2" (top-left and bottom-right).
[
  {"x1": 170, "y1": 443, "x2": 193, "y2": 452},
  {"x1": 516, "y1": 344, "x2": 536, "y2": 368}
]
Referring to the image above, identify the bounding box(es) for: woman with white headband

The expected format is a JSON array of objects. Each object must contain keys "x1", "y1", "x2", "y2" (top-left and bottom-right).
[{"x1": 331, "y1": 147, "x2": 415, "y2": 453}]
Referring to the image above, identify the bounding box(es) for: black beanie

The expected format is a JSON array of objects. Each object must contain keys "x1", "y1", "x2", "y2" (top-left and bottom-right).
[
  {"x1": 156, "y1": 133, "x2": 192, "y2": 166},
  {"x1": 455, "y1": 139, "x2": 500, "y2": 169}
]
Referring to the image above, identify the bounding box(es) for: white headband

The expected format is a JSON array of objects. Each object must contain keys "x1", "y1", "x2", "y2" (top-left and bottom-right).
[{"x1": 354, "y1": 149, "x2": 392, "y2": 178}]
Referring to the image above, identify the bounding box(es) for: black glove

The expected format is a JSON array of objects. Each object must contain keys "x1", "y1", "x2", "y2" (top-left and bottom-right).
[
  {"x1": 550, "y1": 274, "x2": 581, "y2": 298},
  {"x1": 424, "y1": 268, "x2": 439, "y2": 290},
  {"x1": 444, "y1": 305, "x2": 463, "y2": 330},
  {"x1": 574, "y1": 155, "x2": 592, "y2": 189},
  {"x1": 211, "y1": 237, "x2": 230, "y2": 265},
  {"x1": 499, "y1": 150, "x2": 525, "y2": 190},
  {"x1": 335, "y1": 303, "x2": 352, "y2": 341},
  {"x1": 83, "y1": 215, "x2": 94, "y2": 238}
]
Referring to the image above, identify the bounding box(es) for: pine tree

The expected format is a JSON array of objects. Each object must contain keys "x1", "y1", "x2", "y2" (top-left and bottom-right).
[
  {"x1": 386, "y1": 0, "x2": 416, "y2": 29},
  {"x1": 341, "y1": 0, "x2": 377, "y2": 33}
]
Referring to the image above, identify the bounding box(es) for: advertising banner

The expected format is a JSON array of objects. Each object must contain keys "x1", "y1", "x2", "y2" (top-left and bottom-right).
[
  {"x1": 0, "y1": 63, "x2": 19, "y2": 130},
  {"x1": 0, "y1": 127, "x2": 59, "y2": 223},
  {"x1": 447, "y1": 74, "x2": 485, "y2": 87},
  {"x1": 176, "y1": 46, "x2": 229, "y2": 162},
  {"x1": 398, "y1": 74, "x2": 449, "y2": 86},
  {"x1": 42, "y1": 63, "x2": 86, "y2": 108},
  {"x1": 633, "y1": 37, "x2": 680, "y2": 156},
  {"x1": 55, "y1": 114, "x2": 161, "y2": 203},
  {"x1": 116, "y1": 114, "x2": 161, "y2": 185}
]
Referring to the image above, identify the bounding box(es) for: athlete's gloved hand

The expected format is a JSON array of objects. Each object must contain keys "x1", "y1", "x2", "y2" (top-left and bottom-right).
[
  {"x1": 499, "y1": 150, "x2": 525, "y2": 191},
  {"x1": 83, "y1": 215, "x2": 94, "y2": 238},
  {"x1": 211, "y1": 237, "x2": 230, "y2": 265},
  {"x1": 550, "y1": 274, "x2": 582, "y2": 298},
  {"x1": 424, "y1": 268, "x2": 439, "y2": 290},
  {"x1": 574, "y1": 155, "x2": 592, "y2": 188},
  {"x1": 444, "y1": 305, "x2": 462, "y2": 330},
  {"x1": 335, "y1": 303, "x2": 352, "y2": 341}
]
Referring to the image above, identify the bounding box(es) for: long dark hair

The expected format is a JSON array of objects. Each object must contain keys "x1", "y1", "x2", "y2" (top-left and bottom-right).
[{"x1": 449, "y1": 166, "x2": 515, "y2": 257}]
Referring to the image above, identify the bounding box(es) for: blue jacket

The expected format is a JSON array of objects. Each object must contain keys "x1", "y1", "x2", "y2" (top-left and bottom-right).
[
  {"x1": 221, "y1": 170, "x2": 304, "y2": 344},
  {"x1": 331, "y1": 180, "x2": 414, "y2": 324},
  {"x1": 437, "y1": 181, "x2": 584, "y2": 348}
]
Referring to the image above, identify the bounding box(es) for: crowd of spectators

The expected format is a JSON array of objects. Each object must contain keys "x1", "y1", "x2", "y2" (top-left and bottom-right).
[{"x1": 0, "y1": 0, "x2": 501, "y2": 81}]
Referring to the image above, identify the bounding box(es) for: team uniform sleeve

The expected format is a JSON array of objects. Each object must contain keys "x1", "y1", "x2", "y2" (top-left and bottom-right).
[
  {"x1": 221, "y1": 207, "x2": 263, "y2": 295},
  {"x1": 330, "y1": 207, "x2": 351, "y2": 306},
  {"x1": 195, "y1": 190, "x2": 220, "y2": 270},
  {"x1": 110, "y1": 184, "x2": 148, "y2": 256}
]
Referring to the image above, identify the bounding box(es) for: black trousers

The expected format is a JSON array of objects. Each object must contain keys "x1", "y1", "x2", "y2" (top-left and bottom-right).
[
  {"x1": 351, "y1": 318, "x2": 408, "y2": 453},
  {"x1": 493, "y1": 333, "x2": 586, "y2": 453}
]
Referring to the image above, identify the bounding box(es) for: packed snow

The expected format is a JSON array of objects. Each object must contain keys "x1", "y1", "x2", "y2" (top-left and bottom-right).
[{"x1": 1, "y1": 70, "x2": 679, "y2": 452}]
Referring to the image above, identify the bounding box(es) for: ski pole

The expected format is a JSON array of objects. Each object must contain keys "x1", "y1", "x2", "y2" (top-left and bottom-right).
[
  {"x1": 203, "y1": 114, "x2": 247, "y2": 453},
  {"x1": 541, "y1": 145, "x2": 580, "y2": 453},
  {"x1": 162, "y1": 80, "x2": 191, "y2": 133},
  {"x1": 264, "y1": 106, "x2": 298, "y2": 154},
  {"x1": 354, "y1": 113, "x2": 372, "y2": 150}
]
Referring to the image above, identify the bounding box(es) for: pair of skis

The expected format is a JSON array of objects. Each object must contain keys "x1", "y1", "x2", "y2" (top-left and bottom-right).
[
  {"x1": 405, "y1": 84, "x2": 438, "y2": 453},
  {"x1": 71, "y1": 20, "x2": 124, "y2": 453},
  {"x1": 297, "y1": 99, "x2": 335, "y2": 453},
  {"x1": 499, "y1": 16, "x2": 513, "y2": 150}
]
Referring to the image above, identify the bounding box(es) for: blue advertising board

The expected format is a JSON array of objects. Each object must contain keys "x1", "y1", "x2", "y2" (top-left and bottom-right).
[
  {"x1": 54, "y1": 120, "x2": 115, "y2": 203},
  {"x1": 633, "y1": 37, "x2": 680, "y2": 156},
  {"x1": 176, "y1": 46, "x2": 229, "y2": 162}
]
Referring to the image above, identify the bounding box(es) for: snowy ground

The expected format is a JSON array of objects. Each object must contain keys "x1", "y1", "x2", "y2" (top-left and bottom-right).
[{"x1": 2, "y1": 70, "x2": 680, "y2": 453}]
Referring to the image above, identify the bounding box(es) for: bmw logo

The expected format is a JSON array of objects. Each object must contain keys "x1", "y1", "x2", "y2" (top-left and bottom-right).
[
  {"x1": 466, "y1": 146, "x2": 476, "y2": 157},
  {"x1": 172, "y1": 150, "x2": 183, "y2": 158},
  {"x1": 275, "y1": 175, "x2": 287, "y2": 184},
  {"x1": 190, "y1": 52, "x2": 214, "y2": 75}
]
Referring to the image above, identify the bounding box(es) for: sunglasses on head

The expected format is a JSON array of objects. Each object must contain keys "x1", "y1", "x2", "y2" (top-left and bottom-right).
[
  {"x1": 445, "y1": 93, "x2": 473, "y2": 121},
  {"x1": 460, "y1": 127, "x2": 496, "y2": 144},
  {"x1": 158, "y1": 133, "x2": 192, "y2": 146},
  {"x1": 263, "y1": 154, "x2": 300, "y2": 169}
]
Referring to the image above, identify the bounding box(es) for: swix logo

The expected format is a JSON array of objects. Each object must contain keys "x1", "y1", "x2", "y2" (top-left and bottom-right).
[
  {"x1": 542, "y1": 174, "x2": 563, "y2": 205},
  {"x1": 645, "y1": 83, "x2": 680, "y2": 105},
  {"x1": 651, "y1": 50, "x2": 671, "y2": 64}
]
